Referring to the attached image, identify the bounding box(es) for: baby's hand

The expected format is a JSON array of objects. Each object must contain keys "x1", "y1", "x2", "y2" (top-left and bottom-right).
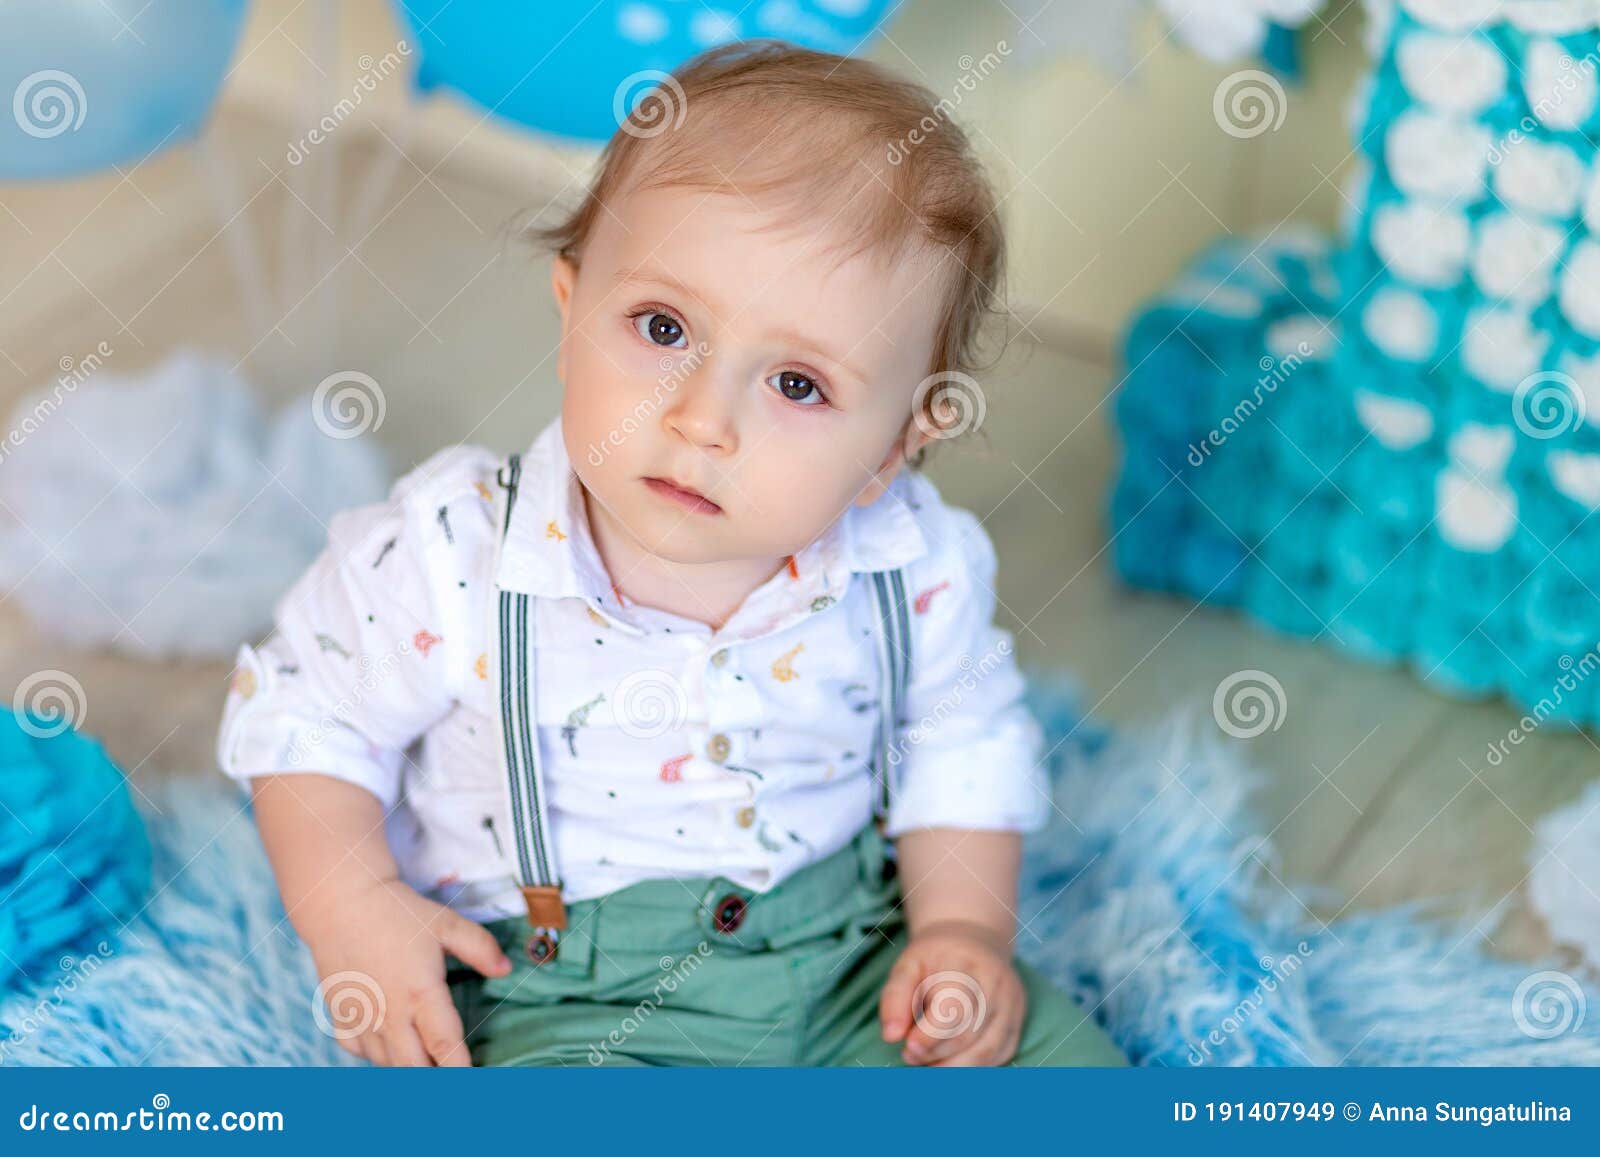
[
  {"x1": 878, "y1": 919, "x2": 1025, "y2": 1066},
  {"x1": 298, "y1": 877, "x2": 512, "y2": 1067}
]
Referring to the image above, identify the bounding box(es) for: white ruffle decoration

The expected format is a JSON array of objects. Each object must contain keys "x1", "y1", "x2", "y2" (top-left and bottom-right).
[
  {"x1": 1470, "y1": 213, "x2": 1566, "y2": 306},
  {"x1": 1395, "y1": 32, "x2": 1506, "y2": 116},
  {"x1": 1385, "y1": 110, "x2": 1493, "y2": 202},
  {"x1": 0, "y1": 349, "x2": 391, "y2": 659},
  {"x1": 1436, "y1": 424, "x2": 1518, "y2": 553},
  {"x1": 1558, "y1": 237, "x2": 1600, "y2": 338},
  {"x1": 1493, "y1": 138, "x2": 1586, "y2": 219},
  {"x1": 1462, "y1": 306, "x2": 1551, "y2": 392},
  {"x1": 1371, "y1": 200, "x2": 1472, "y2": 288},
  {"x1": 1362, "y1": 286, "x2": 1440, "y2": 362},
  {"x1": 1557, "y1": 350, "x2": 1600, "y2": 427},
  {"x1": 1548, "y1": 451, "x2": 1600, "y2": 508},
  {"x1": 1523, "y1": 38, "x2": 1599, "y2": 131},
  {"x1": 1398, "y1": 0, "x2": 1502, "y2": 31},
  {"x1": 1354, "y1": 389, "x2": 1435, "y2": 450},
  {"x1": 1528, "y1": 780, "x2": 1600, "y2": 977}
]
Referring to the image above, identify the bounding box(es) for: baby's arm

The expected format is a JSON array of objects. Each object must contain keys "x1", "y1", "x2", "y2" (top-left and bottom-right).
[
  {"x1": 871, "y1": 500, "x2": 1051, "y2": 1066},
  {"x1": 215, "y1": 445, "x2": 505, "y2": 1065},
  {"x1": 251, "y1": 773, "x2": 509, "y2": 1066},
  {"x1": 879, "y1": 828, "x2": 1026, "y2": 1066}
]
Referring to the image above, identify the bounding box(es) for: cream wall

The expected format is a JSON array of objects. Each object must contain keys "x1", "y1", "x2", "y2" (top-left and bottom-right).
[{"x1": 0, "y1": 0, "x2": 1370, "y2": 380}]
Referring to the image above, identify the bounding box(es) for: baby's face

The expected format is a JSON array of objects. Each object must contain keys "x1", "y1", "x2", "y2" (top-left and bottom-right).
[{"x1": 551, "y1": 181, "x2": 946, "y2": 568}]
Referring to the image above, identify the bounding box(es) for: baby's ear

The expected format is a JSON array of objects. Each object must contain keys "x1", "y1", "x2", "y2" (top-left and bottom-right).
[
  {"x1": 853, "y1": 420, "x2": 931, "y2": 507},
  {"x1": 551, "y1": 255, "x2": 577, "y2": 383}
]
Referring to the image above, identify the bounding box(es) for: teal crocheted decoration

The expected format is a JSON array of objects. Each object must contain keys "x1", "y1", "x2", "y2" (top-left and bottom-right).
[
  {"x1": 0, "y1": 710, "x2": 151, "y2": 992},
  {"x1": 1112, "y1": 2, "x2": 1600, "y2": 726}
]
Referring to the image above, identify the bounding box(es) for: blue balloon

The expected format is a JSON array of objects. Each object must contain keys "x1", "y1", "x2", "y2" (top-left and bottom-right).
[
  {"x1": 395, "y1": 0, "x2": 896, "y2": 143},
  {"x1": 0, "y1": 0, "x2": 249, "y2": 180}
]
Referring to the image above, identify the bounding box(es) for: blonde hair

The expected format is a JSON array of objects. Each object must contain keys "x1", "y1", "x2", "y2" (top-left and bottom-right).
[{"x1": 522, "y1": 39, "x2": 1009, "y2": 465}]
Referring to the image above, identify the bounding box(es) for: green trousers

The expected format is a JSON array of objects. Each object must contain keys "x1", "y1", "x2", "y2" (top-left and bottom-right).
[{"x1": 445, "y1": 822, "x2": 1127, "y2": 1067}]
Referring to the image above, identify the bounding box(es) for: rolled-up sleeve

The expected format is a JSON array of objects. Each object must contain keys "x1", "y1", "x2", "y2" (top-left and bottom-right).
[
  {"x1": 215, "y1": 450, "x2": 485, "y2": 809},
  {"x1": 882, "y1": 509, "x2": 1051, "y2": 837}
]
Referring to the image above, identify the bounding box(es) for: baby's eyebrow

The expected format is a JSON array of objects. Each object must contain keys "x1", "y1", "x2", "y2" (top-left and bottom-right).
[{"x1": 615, "y1": 264, "x2": 868, "y2": 389}]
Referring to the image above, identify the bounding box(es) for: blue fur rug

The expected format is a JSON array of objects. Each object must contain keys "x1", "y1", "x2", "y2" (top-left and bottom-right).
[{"x1": 3, "y1": 680, "x2": 1596, "y2": 1066}]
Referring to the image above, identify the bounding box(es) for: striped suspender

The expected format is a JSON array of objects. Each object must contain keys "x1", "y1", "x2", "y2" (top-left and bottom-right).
[
  {"x1": 492, "y1": 454, "x2": 566, "y2": 963},
  {"x1": 490, "y1": 451, "x2": 912, "y2": 960},
  {"x1": 868, "y1": 569, "x2": 913, "y2": 823}
]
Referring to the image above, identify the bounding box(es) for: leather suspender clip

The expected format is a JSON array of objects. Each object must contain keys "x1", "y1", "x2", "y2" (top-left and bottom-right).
[{"x1": 520, "y1": 884, "x2": 568, "y2": 930}]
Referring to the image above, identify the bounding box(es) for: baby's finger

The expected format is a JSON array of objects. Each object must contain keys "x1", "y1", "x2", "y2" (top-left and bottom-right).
[
  {"x1": 364, "y1": 1033, "x2": 390, "y2": 1067},
  {"x1": 381, "y1": 1019, "x2": 434, "y2": 1067},
  {"x1": 437, "y1": 910, "x2": 513, "y2": 978},
  {"x1": 877, "y1": 952, "x2": 924, "y2": 1043},
  {"x1": 415, "y1": 988, "x2": 473, "y2": 1067},
  {"x1": 904, "y1": 971, "x2": 989, "y2": 1059}
]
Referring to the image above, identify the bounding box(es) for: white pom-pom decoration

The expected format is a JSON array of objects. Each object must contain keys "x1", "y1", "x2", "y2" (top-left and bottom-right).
[
  {"x1": 1362, "y1": 287, "x2": 1440, "y2": 362},
  {"x1": 1396, "y1": 32, "x2": 1507, "y2": 115},
  {"x1": 1523, "y1": 39, "x2": 1599, "y2": 132},
  {"x1": 1371, "y1": 200, "x2": 1472, "y2": 288},
  {"x1": 1493, "y1": 138, "x2": 1586, "y2": 219},
  {"x1": 1386, "y1": 110, "x2": 1493, "y2": 201},
  {"x1": 1354, "y1": 390, "x2": 1434, "y2": 450},
  {"x1": 1559, "y1": 238, "x2": 1600, "y2": 338},
  {"x1": 1435, "y1": 467, "x2": 1518, "y2": 551},
  {"x1": 1470, "y1": 213, "x2": 1566, "y2": 306},
  {"x1": 1462, "y1": 307, "x2": 1551, "y2": 392},
  {"x1": 1398, "y1": 0, "x2": 1502, "y2": 32}
]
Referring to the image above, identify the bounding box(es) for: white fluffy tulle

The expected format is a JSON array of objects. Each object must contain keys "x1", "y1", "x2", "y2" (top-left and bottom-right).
[
  {"x1": 0, "y1": 349, "x2": 390, "y2": 659},
  {"x1": 1154, "y1": 0, "x2": 1326, "y2": 62}
]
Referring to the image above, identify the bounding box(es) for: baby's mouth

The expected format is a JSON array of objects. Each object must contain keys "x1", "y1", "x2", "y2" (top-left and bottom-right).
[{"x1": 642, "y1": 476, "x2": 723, "y2": 515}]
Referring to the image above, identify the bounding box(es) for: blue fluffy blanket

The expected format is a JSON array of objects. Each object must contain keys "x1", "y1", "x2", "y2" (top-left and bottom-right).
[{"x1": 3, "y1": 681, "x2": 1596, "y2": 1065}]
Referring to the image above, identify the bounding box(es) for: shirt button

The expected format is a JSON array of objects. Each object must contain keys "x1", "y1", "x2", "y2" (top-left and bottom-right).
[
  {"x1": 707, "y1": 732, "x2": 731, "y2": 762},
  {"x1": 735, "y1": 805, "x2": 756, "y2": 828},
  {"x1": 710, "y1": 648, "x2": 730, "y2": 668}
]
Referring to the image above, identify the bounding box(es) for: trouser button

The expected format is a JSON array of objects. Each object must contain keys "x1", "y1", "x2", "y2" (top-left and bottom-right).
[
  {"x1": 712, "y1": 892, "x2": 748, "y2": 934},
  {"x1": 525, "y1": 931, "x2": 559, "y2": 964}
]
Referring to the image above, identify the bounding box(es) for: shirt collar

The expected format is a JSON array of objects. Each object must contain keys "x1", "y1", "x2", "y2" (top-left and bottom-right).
[{"x1": 493, "y1": 415, "x2": 928, "y2": 631}]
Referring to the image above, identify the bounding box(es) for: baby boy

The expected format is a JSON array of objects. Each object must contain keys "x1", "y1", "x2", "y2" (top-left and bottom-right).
[{"x1": 217, "y1": 39, "x2": 1126, "y2": 1068}]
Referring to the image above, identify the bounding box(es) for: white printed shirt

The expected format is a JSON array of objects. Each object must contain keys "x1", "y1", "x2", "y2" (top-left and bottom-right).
[{"x1": 216, "y1": 414, "x2": 1049, "y2": 921}]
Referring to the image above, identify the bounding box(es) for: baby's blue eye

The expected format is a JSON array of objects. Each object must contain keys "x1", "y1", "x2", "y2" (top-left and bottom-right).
[
  {"x1": 769, "y1": 370, "x2": 824, "y2": 406},
  {"x1": 634, "y1": 311, "x2": 687, "y2": 348}
]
